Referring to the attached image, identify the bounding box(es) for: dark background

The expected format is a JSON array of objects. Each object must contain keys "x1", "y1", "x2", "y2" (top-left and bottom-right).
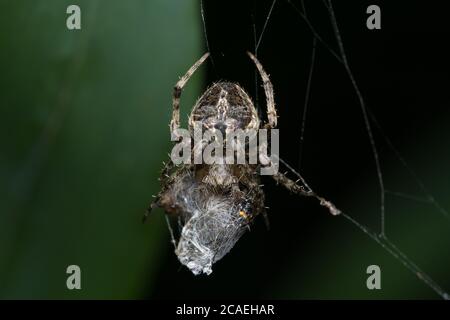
[
  {"x1": 150, "y1": 0, "x2": 450, "y2": 299},
  {"x1": 1, "y1": 0, "x2": 449, "y2": 299}
]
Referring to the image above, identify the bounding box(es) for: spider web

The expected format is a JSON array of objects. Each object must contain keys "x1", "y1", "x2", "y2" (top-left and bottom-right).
[{"x1": 202, "y1": 0, "x2": 449, "y2": 299}]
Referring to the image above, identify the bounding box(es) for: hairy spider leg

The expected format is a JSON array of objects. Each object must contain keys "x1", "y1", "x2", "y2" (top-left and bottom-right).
[
  {"x1": 247, "y1": 52, "x2": 278, "y2": 129},
  {"x1": 171, "y1": 52, "x2": 210, "y2": 140}
]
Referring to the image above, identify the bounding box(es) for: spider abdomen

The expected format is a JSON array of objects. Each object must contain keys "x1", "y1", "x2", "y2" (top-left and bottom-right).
[{"x1": 189, "y1": 82, "x2": 260, "y2": 133}]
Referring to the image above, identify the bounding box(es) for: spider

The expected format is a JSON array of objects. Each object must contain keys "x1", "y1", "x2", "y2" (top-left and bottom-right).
[{"x1": 146, "y1": 52, "x2": 339, "y2": 275}]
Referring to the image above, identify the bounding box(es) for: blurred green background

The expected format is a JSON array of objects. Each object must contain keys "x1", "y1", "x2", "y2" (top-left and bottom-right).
[
  {"x1": 0, "y1": 0, "x2": 449, "y2": 299},
  {"x1": 0, "y1": 0, "x2": 202, "y2": 299}
]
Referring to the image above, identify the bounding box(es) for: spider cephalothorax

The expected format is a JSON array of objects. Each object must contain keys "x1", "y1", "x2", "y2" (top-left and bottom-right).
[{"x1": 146, "y1": 52, "x2": 338, "y2": 275}]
